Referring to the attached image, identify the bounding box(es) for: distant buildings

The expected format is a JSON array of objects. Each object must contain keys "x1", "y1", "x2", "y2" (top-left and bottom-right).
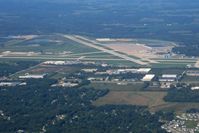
[
  {"x1": 82, "y1": 69, "x2": 97, "y2": 73},
  {"x1": 43, "y1": 61, "x2": 95, "y2": 65},
  {"x1": 44, "y1": 61, "x2": 66, "y2": 65},
  {"x1": 186, "y1": 70, "x2": 199, "y2": 76},
  {"x1": 19, "y1": 73, "x2": 46, "y2": 79},
  {"x1": 162, "y1": 113, "x2": 199, "y2": 133},
  {"x1": 0, "y1": 82, "x2": 18, "y2": 87},
  {"x1": 159, "y1": 74, "x2": 178, "y2": 82},
  {"x1": 51, "y1": 78, "x2": 80, "y2": 88},
  {"x1": 0, "y1": 82, "x2": 26, "y2": 87},
  {"x1": 106, "y1": 68, "x2": 151, "y2": 75},
  {"x1": 191, "y1": 86, "x2": 199, "y2": 90},
  {"x1": 52, "y1": 82, "x2": 79, "y2": 88}
]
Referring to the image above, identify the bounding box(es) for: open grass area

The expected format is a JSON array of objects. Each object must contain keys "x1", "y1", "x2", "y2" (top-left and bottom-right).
[
  {"x1": 181, "y1": 76, "x2": 199, "y2": 83},
  {"x1": 95, "y1": 60, "x2": 141, "y2": 67},
  {"x1": 0, "y1": 36, "x2": 100, "y2": 53},
  {"x1": 151, "y1": 68, "x2": 186, "y2": 75},
  {"x1": 185, "y1": 120, "x2": 198, "y2": 129},
  {"x1": 88, "y1": 82, "x2": 146, "y2": 91},
  {"x1": 94, "y1": 91, "x2": 168, "y2": 112},
  {"x1": 151, "y1": 62, "x2": 191, "y2": 68},
  {"x1": 94, "y1": 89, "x2": 199, "y2": 112}
]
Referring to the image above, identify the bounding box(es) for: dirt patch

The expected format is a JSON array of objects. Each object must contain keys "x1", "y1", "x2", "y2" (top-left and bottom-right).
[{"x1": 106, "y1": 43, "x2": 173, "y2": 62}]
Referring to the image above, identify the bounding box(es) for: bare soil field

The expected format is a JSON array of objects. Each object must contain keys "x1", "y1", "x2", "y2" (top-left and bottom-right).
[{"x1": 106, "y1": 43, "x2": 173, "y2": 60}]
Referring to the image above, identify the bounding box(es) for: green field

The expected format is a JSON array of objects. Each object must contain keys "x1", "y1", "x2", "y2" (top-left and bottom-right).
[
  {"x1": 0, "y1": 36, "x2": 99, "y2": 53},
  {"x1": 87, "y1": 82, "x2": 146, "y2": 91}
]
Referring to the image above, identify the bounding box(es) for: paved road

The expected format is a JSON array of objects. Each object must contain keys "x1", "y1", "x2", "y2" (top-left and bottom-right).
[
  {"x1": 0, "y1": 56, "x2": 127, "y2": 61},
  {"x1": 63, "y1": 35, "x2": 148, "y2": 65}
]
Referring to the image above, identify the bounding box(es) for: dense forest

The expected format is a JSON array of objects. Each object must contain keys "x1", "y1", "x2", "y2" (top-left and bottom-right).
[
  {"x1": 164, "y1": 86, "x2": 199, "y2": 102},
  {"x1": 0, "y1": 0, "x2": 199, "y2": 56},
  {"x1": 0, "y1": 61, "x2": 39, "y2": 77},
  {"x1": 173, "y1": 46, "x2": 199, "y2": 57},
  {"x1": 0, "y1": 79, "x2": 166, "y2": 133}
]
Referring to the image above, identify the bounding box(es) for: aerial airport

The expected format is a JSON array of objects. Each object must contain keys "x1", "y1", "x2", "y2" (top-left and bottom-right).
[{"x1": 1, "y1": 0, "x2": 199, "y2": 133}]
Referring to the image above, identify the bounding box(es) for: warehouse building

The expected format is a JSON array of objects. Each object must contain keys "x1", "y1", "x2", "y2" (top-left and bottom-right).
[
  {"x1": 19, "y1": 73, "x2": 46, "y2": 79},
  {"x1": 159, "y1": 74, "x2": 177, "y2": 82},
  {"x1": 142, "y1": 74, "x2": 155, "y2": 81}
]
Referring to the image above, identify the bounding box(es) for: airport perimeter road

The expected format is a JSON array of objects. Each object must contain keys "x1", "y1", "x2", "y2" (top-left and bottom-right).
[
  {"x1": 0, "y1": 56, "x2": 127, "y2": 61},
  {"x1": 63, "y1": 35, "x2": 148, "y2": 65}
]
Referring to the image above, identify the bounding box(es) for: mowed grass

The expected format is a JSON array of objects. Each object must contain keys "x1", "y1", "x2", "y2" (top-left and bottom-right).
[
  {"x1": 95, "y1": 60, "x2": 141, "y2": 67},
  {"x1": 94, "y1": 91, "x2": 168, "y2": 112},
  {"x1": 0, "y1": 36, "x2": 100, "y2": 53},
  {"x1": 94, "y1": 90, "x2": 199, "y2": 112},
  {"x1": 185, "y1": 120, "x2": 198, "y2": 129},
  {"x1": 88, "y1": 82, "x2": 146, "y2": 91},
  {"x1": 10, "y1": 64, "x2": 84, "y2": 79},
  {"x1": 151, "y1": 62, "x2": 191, "y2": 68}
]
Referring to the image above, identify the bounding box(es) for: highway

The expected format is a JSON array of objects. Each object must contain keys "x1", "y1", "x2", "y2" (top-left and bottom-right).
[{"x1": 63, "y1": 35, "x2": 148, "y2": 65}]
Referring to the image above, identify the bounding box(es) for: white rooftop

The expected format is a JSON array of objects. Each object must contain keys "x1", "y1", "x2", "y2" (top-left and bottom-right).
[
  {"x1": 19, "y1": 74, "x2": 46, "y2": 79},
  {"x1": 162, "y1": 74, "x2": 177, "y2": 78},
  {"x1": 191, "y1": 87, "x2": 199, "y2": 90},
  {"x1": 142, "y1": 74, "x2": 155, "y2": 81},
  {"x1": 137, "y1": 68, "x2": 151, "y2": 73}
]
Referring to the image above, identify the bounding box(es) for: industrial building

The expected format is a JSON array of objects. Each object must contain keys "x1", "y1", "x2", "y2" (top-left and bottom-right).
[
  {"x1": 43, "y1": 61, "x2": 66, "y2": 65},
  {"x1": 82, "y1": 69, "x2": 97, "y2": 73},
  {"x1": 142, "y1": 74, "x2": 155, "y2": 81},
  {"x1": 186, "y1": 70, "x2": 199, "y2": 76},
  {"x1": 159, "y1": 74, "x2": 178, "y2": 82},
  {"x1": 106, "y1": 68, "x2": 151, "y2": 75},
  {"x1": 191, "y1": 87, "x2": 199, "y2": 90},
  {"x1": 0, "y1": 82, "x2": 18, "y2": 87},
  {"x1": 0, "y1": 82, "x2": 26, "y2": 87},
  {"x1": 19, "y1": 73, "x2": 46, "y2": 79},
  {"x1": 137, "y1": 68, "x2": 151, "y2": 74}
]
